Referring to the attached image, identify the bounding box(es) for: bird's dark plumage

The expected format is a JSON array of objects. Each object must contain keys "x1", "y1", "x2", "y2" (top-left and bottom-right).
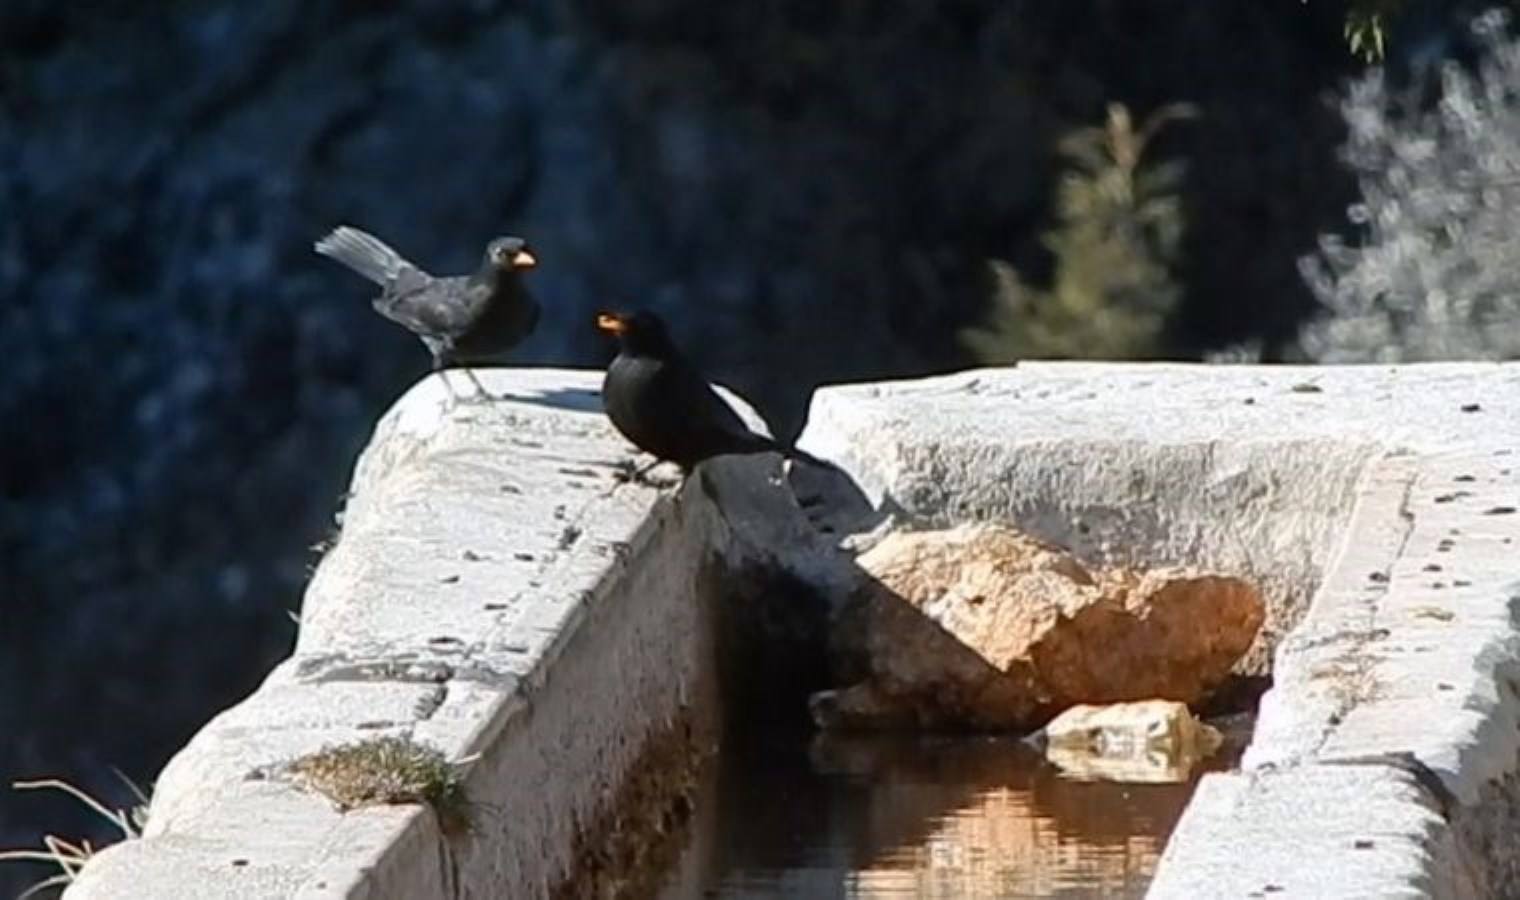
[
  {"x1": 314, "y1": 226, "x2": 540, "y2": 398},
  {"x1": 596, "y1": 310, "x2": 825, "y2": 472}
]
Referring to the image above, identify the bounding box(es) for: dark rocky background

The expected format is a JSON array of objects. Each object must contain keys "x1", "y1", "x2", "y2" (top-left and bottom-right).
[{"x1": 0, "y1": 0, "x2": 1502, "y2": 891}]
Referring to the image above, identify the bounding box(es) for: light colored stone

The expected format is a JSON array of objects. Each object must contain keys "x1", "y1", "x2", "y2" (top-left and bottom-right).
[
  {"x1": 66, "y1": 362, "x2": 1520, "y2": 899},
  {"x1": 1149, "y1": 764, "x2": 1482, "y2": 899},
  {"x1": 1041, "y1": 700, "x2": 1223, "y2": 783},
  {"x1": 66, "y1": 368, "x2": 812, "y2": 900},
  {"x1": 798, "y1": 362, "x2": 1520, "y2": 897},
  {"x1": 822, "y1": 521, "x2": 1262, "y2": 730}
]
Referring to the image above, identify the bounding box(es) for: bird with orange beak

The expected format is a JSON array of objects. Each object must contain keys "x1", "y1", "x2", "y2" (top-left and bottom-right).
[{"x1": 596, "y1": 309, "x2": 825, "y2": 473}]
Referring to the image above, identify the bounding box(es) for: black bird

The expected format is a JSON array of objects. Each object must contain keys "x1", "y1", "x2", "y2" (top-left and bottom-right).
[
  {"x1": 595, "y1": 309, "x2": 825, "y2": 473},
  {"x1": 314, "y1": 225, "x2": 540, "y2": 401}
]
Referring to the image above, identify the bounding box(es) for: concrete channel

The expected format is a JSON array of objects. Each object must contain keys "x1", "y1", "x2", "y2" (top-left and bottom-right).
[{"x1": 66, "y1": 363, "x2": 1520, "y2": 899}]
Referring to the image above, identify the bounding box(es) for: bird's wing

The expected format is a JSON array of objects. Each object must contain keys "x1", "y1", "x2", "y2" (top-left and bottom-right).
[
  {"x1": 680, "y1": 365, "x2": 777, "y2": 451},
  {"x1": 314, "y1": 226, "x2": 424, "y2": 286},
  {"x1": 376, "y1": 277, "x2": 482, "y2": 341}
]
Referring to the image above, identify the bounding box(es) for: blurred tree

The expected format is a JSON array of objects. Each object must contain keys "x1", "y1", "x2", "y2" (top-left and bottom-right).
[
  {"x1": 1300, "y1": 10, "x2": 1520, "y2": 361},
  {"x1": 962, "y1": 103, "x2": 1194, "y2": 363}
]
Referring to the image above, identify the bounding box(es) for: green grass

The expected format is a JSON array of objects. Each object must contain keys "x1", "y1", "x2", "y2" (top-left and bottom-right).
[{"x1": 288, "y1": 736, "x2": 473, "y2": 836}]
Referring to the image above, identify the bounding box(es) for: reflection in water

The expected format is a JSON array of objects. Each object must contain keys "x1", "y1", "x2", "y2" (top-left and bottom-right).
[{"x1": 659, "y1": 721, "x2": 1247, "y2": 899}]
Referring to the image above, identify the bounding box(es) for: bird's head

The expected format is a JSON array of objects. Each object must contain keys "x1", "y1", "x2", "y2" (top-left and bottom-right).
[
  {"x1": 486, "y1": 236, "x2": 537, "y2": 272},
  {"x1": 595, "y1": 309, "x2": 677, "y2": 356}
]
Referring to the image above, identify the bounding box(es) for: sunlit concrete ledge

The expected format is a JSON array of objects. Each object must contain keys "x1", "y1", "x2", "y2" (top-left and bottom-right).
[
  {"x1": 66, "y1": 362, "x2": 1520, "y2": 899},
  {"x1": 800, "y1": 362, "x2": 1520, "y2": 899},
  {"x1": 65, "y1": 369, "x2": 812, "y2": 900}
]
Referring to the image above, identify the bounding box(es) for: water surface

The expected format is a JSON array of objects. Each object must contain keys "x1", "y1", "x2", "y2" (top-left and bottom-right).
[{"x1": 659, "y1": 722, "x2": 1246, "y2": 899}]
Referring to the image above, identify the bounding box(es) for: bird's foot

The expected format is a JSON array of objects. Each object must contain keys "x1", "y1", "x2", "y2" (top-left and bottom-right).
[
  {"x1": 436, "y1": 367, "x2": 503, "y2": 404},
  {"x1": 611, "y1": 457, "x2": 681, "y2": 488},
  {"x1": 460, "y1": 368, "x2": 503, "y2": 403},
  {"x1": 451, "y1": 390, "x2": 500, "y2": 405}
]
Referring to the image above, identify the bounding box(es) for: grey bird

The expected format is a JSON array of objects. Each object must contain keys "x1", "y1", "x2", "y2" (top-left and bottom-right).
[{"x1": 314, "y1": 225, "x2": 540, "y2": 401}]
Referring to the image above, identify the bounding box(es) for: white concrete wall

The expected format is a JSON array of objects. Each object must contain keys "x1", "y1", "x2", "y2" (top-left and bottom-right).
[
  {"x1": 799, "y1": 362, "x2": 1520, "y2": 898},
  {"x1": 66, "y1": 362, "x2": 1520, "y2": 899},
  {"x1": 66, "y1": 369, "x2": 794, "y2": 899}
]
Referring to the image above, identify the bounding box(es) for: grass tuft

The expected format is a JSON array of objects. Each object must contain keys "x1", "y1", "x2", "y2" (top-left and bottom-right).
[
  {"x1": 288, "y1": 736, "x2": 473, "y2": 836},
  {"x1": 0, "y1": 775, "x2": 147, "y2": 898}
]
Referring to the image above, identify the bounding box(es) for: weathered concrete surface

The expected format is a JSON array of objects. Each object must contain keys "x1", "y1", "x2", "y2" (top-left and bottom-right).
[
  {"x1": 64, "y1": 362, "x2": 1520, "y2": 899},
  {"x1": 66, "y1": 369, "x2": 810, "y2": 900},
  {"x1": 799, "y1": 362, "x2": 1520, "y2": 899},
  {"x1": 1149, "y1": 762, "x2": 1479, "y2": 899}
]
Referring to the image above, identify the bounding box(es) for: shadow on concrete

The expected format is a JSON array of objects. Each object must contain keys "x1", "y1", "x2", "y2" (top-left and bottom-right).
[{"x1": 495, "y1": 385, "x2": 606, "y2": 414}]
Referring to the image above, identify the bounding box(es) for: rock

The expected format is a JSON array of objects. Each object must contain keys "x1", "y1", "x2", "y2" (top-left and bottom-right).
[
  {"x1": 817, "y1": 522, "x2": 1264, "y2": 731},
  {"x1": 1039, "y1": 700, "x2": 1224, "y2": 783}
]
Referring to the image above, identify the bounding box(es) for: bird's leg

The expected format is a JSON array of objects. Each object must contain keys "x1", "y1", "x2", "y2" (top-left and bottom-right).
[
  {"x1": 437, "y1": 369, "x2": 466, "y2": 405},
  {"x1": 430, "y1": 354, "x2": 467, "y2": 406},
  {"x1": 460, "y1": 366, "x2": 498, "y2": 402}
]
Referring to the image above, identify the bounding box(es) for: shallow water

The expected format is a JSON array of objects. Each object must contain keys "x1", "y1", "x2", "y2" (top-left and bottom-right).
[{"x1": 658, "y1": 722, "x2": 1246, "y2": 899}]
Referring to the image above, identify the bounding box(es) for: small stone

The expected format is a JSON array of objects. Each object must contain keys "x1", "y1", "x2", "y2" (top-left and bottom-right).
[{"x1": 1041, "y1": 700, "x2": 1223, "y2": 783}]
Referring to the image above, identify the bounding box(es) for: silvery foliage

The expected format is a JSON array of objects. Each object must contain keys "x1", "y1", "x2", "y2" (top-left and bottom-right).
[{"x1": 1301, "y1": 9, "x2": 1520, "y2": 362}]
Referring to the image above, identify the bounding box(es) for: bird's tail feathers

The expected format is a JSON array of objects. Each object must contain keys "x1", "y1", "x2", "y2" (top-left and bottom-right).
[{"x1": 314, "y1": 225, "x2": 410, "y2": 285}]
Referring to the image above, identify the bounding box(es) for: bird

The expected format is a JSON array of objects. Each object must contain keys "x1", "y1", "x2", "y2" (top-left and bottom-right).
[
  {"x1": 595, "y1": 309, "x2": 827, "y2": 474},
  {"x1": 314, "y1": 225, "x2": 540, "y2": 402}
]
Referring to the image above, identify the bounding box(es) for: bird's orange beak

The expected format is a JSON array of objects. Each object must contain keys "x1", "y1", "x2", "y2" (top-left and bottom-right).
[
  {"x1": 511, "y1": 249, "x2": 536, "y2": 269},
  {"x1": 596, "y1": 312, "x2": 628, "y2": 335}
]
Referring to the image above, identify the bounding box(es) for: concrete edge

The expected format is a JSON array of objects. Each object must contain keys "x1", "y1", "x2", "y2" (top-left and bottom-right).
[
  {"x1": 1153, "y1": 446, "x2": 1520, "y2": 897},
  {"x1": 792, "y1": 363, "x2": 1520, "y2": 898},
  {"x1": 63, "y1": 370, "x2": 797, "y2": 899}
]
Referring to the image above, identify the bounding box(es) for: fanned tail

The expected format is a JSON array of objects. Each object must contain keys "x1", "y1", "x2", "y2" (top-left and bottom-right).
[{"x1": 314, "y1": 225, "x2": 411, "y2": 285}]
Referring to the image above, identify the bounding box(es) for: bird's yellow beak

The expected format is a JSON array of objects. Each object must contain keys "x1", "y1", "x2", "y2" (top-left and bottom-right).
[
  {"x1": 596, "y1": 312, "x2": 628, "y2": 335},
  {"x1": 511, "y1": 249, "x2": 536, "y2": 269}
]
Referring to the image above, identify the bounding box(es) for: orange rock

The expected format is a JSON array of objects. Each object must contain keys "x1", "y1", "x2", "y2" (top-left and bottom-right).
[{"x1": 817, "y1": 522, "x2": 1264, "y2": 731}]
